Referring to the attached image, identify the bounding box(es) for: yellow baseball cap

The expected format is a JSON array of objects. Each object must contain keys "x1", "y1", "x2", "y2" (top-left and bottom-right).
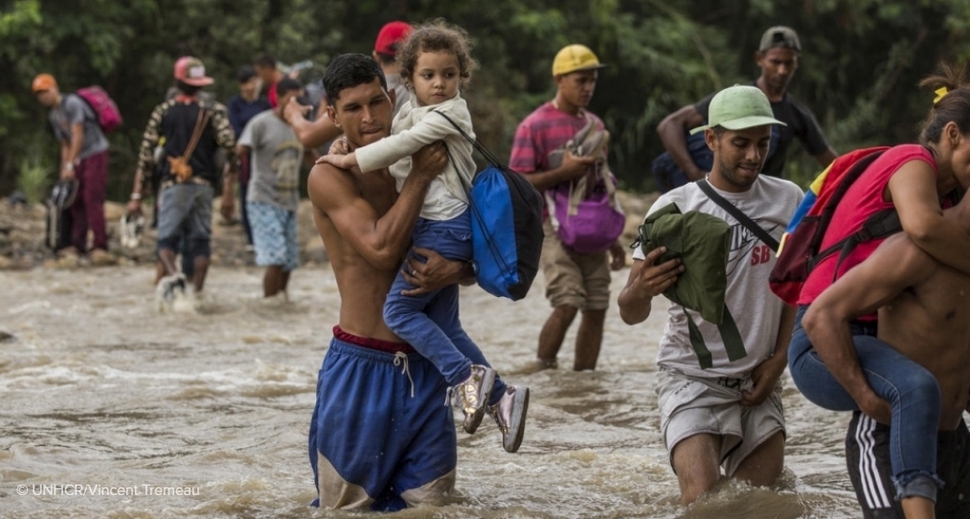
[{"x1": 552, "y1": 44, "x2": 607, "y2": 77}]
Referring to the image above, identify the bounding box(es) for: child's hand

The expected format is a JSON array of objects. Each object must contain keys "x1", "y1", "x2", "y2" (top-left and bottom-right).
[
  {"x1": 315, "y1": 153, "x2": 353, "y2": 169},
  {"x1": 327, "y1": 137, "x2": 350, "y2": 156}
]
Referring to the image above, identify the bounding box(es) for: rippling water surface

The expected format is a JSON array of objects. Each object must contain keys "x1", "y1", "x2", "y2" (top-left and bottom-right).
[{"x1": 1, "y1": 265, "x2": 862, "y2": 518}]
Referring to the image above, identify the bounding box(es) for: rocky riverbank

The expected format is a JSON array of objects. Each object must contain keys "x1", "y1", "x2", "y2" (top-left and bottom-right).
[{"x1": 0, "y1": 190, "x2": 658, "y2": 270}]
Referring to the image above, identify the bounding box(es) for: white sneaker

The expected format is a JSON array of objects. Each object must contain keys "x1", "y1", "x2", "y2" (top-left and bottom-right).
[
  {"x1": 155, "y1": 274, "x2": 186, "y2": 311},
  {"x1": 120, "y1": 214, "x2": 145, "y2": 249}
]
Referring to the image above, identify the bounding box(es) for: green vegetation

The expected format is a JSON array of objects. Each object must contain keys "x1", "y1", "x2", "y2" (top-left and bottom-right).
[
  {"x1": 3, "y1": 0, "x2": 970, "y2": 195},
  {"x1": 16, "y1": 153, "x2": 51, "y2": 204}
]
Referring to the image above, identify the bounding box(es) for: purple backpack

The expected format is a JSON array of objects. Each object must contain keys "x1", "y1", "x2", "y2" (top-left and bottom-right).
[
  {"x1": 75, "y1": 86, "x2": 122, "y2": 133},
  {"x1": 546, "y1": 119, "x2": 625, "y2": 254}
]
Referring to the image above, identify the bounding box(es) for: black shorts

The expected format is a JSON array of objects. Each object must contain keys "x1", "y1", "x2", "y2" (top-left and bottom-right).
[{"x1": 845, "y1": 411, "x2": 970, "y2": 518}]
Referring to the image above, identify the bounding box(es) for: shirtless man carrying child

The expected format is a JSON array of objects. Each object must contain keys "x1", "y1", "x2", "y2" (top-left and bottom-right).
[{"x1": 803, "y1": 191, "x2": 970, "y2": 519}]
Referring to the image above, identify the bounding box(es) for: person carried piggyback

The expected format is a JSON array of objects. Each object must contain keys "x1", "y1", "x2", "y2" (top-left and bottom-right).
[{"x1": 318, "y1": 20, "x2": 529, "y2": 453}]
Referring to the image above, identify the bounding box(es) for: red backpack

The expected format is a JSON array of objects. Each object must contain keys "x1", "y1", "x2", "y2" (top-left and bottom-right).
[
  {"x1": 75, "y1": 86, "x2": 122, "y2": 133},
  {"x1": 768, "y1": 146, "x2": 901, "y2": 305}
]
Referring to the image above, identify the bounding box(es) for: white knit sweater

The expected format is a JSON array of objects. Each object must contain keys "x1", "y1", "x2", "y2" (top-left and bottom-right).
[{"x1": 355, "y1": 92, "x2": 476, "y2": 220}]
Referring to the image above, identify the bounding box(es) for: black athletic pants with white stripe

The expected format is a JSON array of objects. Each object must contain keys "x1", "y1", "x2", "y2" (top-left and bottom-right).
[{"x1": 846, "y1": 411, "x2": 970, "y2": 518}]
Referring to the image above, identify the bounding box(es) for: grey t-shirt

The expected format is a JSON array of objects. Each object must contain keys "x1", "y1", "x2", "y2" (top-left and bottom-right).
[
  {"x1": 49, "y1": 94, "x2": 110, "y2": 159},
  {"x1": 239, "y1": 110, "x2": 303, "y2": 211},
  {"x1": 386, "y1": 73, "x2": 409, "y2": 117}
]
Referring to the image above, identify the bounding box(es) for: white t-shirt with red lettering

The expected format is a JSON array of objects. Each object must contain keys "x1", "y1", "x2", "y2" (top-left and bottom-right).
[{"x1": 633, "y1": 175, "x2": 802, "y2": 378}]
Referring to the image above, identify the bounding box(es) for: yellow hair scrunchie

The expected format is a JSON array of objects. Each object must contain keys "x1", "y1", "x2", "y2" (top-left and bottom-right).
[{"x1": 934, "y1": 86, "x2": 949, "y2": 105}]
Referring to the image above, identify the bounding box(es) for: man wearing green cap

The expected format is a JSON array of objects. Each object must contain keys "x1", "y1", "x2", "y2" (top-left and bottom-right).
[
  {"x1": 510, "y1": 44, "x2": 627, "y2": 372},
  {"x1": 654, "y1": 26, "x2": 837, "y2": 192},
  {"x1": 618, "y1": 85, "x2": 803, "y2": 504}
]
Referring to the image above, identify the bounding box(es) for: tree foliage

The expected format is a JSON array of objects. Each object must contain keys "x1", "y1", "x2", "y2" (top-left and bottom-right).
[{"x1": 3, "y1": 0, "x2": 970, "y2": 196}]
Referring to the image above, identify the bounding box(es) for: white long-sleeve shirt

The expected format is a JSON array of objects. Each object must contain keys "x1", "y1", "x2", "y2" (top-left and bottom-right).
[{"x1": 355, "y1": 93, "x2": 476, "y2": 220}]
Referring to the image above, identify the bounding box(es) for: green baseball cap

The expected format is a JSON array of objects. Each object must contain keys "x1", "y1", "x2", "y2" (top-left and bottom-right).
[{"x1": 689, "y1": 85, "x2": 786, "y2": 135}]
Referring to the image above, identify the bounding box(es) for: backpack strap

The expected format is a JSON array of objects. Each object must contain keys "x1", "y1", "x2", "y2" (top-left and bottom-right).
[
  {"x1": 70, "y1": 92, "x2": 99, "y2": 125},
  {"x1": 181, "y1": 107, "x2": 212, "y2": 163},
  {"x1": 697, "y1": 179, "x2": 779, "y2": 252},
  {"x1": 434, "y1": 109, "x2": 504, "y2": 169},
  {"x1": 684, "y1": 304, "x2": 748, "y2": 369},
  {"x1": 814, "y1": 208, "x2": 901, "y2": 282}
]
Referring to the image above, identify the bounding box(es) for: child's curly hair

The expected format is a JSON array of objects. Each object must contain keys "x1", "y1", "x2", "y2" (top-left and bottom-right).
[{"x1": 397, "y1": 19, "x2": 477, "y2": 91}]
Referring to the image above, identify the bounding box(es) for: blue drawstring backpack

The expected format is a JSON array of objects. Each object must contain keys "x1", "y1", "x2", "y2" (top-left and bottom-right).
[{"x1": 436, "y1": 111, "x2": 544, "y2": 300}]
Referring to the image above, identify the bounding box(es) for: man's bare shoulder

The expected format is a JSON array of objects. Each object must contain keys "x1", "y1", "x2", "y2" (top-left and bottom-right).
[{"x1": 307, "y1": 163, "x2": 360, "y2": 211}]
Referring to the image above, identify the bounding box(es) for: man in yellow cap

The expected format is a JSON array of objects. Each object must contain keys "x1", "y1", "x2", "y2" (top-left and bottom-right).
[
  {"x1": 33, "y1": 73, "x2": 114, "y2": 265},
  {"x1": 509, "y1": 44, "x2": 626, "y2": 372}
]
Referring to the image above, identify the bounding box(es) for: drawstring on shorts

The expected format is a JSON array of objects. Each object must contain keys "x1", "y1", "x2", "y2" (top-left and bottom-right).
[{"x1": 393, "y1": 352, "x2": 415, "y2": 398}]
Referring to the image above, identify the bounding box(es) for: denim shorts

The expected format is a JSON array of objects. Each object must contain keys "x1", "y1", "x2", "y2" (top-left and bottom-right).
[{"x1": 156, "y1": 183, "x2": 213, "y2": 253}]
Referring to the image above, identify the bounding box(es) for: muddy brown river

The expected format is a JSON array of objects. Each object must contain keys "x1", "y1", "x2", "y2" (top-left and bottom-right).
[{"x1": 1, "y1": 265, "x2": 863, "y2": 518}]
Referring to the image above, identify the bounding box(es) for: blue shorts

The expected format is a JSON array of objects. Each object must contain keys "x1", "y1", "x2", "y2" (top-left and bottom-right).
[
  {"x1": 248, "y1": 201, "x2": 299, "y2": 272},
  {"x1": 308, "y1": 328, "x2": 457, "y2": 511}
]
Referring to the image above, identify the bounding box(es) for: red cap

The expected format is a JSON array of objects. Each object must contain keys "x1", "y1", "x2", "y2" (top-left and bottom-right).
[
  {"x1": 374, "y1": 21, "x2": 412, "y2": 56},
  {"x1": 174, "y1": 56, "x2": 214, "y2": 87}
]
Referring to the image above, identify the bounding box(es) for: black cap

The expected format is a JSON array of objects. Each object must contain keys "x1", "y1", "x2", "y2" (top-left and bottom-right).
[{"x1": 759, "y1": 26, "x2": 801, "y2": 52}]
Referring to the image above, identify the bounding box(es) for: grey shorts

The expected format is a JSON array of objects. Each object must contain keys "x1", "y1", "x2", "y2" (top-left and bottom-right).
[
  {"x1": 656, "y1": 369, "x2": 785, "y2": 476},
  {"x1": 540, "y1": 219, "x2": 611, "y2": 310},
  {"x1": 156, "y1": 183, "x2": 213, "y2": 252}
]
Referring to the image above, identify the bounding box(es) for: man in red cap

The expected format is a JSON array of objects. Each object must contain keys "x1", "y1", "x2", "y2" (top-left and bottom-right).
[
  {"x1": 371, "y1": 20, "x2": 411, "y2": 113},
  {"x1": 284, "y1": 21, "x2": 412, "y2": 148},
  {"x1": 33, "y1": 72, "x2": 114, "y2": 265},
  {"x1": 127, "y1": 56, "x2": 238, "y2": 307}
]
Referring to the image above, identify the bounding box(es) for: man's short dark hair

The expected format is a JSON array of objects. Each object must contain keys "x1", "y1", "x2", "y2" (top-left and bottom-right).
[
  {"x1": 236, "y1": 65, "x2": 258, "y2": 83},
  {"x1": 175, "y1": 80, "x2": 202, "y2": 96},
  {"x1": 254, "y1": 53, "x2": 277, "y2": 69},
  {"x1": 275, "y1": 77, "x2": 302, "y2": 96},
  {"x1": 322, "y1": 54, "x2": 387, "y2": 105},
  {"x1": 374, "y1": 51, "x2": 396, "y2": 65}
]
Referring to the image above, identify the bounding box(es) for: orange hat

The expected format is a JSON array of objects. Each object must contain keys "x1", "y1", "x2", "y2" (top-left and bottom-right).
[{"x1": 32, "y1": 73, "x2": 57, "y2": 93}]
